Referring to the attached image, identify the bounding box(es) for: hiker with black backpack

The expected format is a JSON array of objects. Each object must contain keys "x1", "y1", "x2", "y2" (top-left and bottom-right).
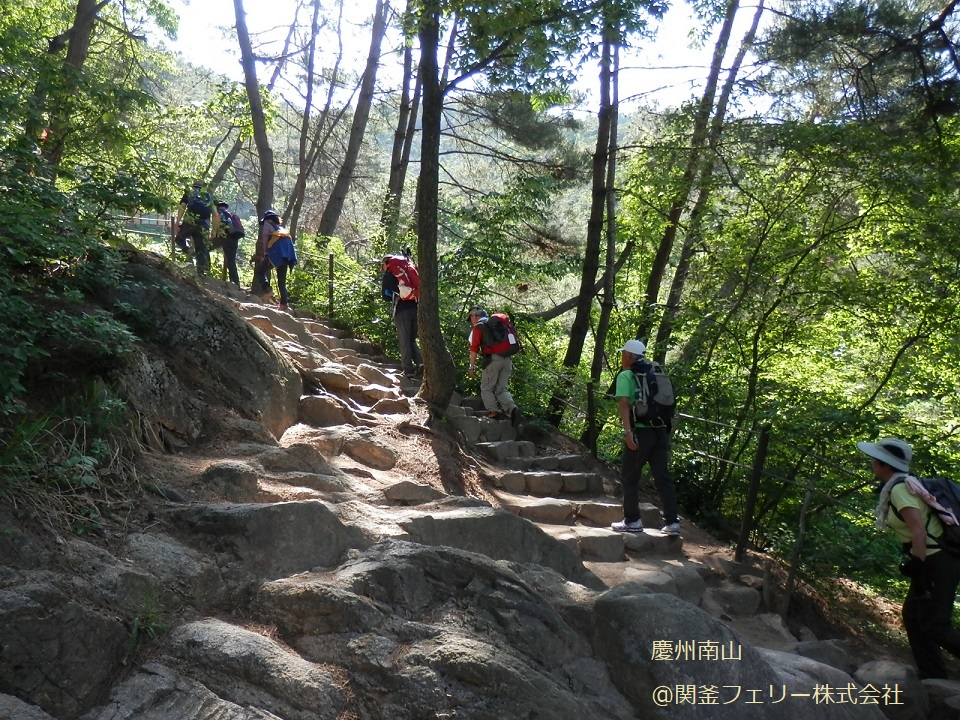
[
  {"x1": 213, "y1": 201, "x2": 244, "y2": 286},
  {"x1": 467, "y1": 306, "x2": 522, "y2": 425},
  {"x1": 859, "y1": 437, "x2": 960, "y2": 679},
  {"x1": 610, "y1": 338, "x2": 681, "y2": 537},
  {"x1": 381, "y1": 253, "x2": 422, "y2": 378},
  {"x1": 174, "y1": 180, "x2": 217, "y2": 276}
]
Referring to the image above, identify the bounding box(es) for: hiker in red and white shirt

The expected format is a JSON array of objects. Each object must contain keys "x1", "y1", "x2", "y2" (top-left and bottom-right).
[{"x1": 381, "y1": 254, "x2": 422, "y2": 379}]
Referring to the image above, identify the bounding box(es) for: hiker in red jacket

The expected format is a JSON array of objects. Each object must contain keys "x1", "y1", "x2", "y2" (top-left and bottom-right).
[
  {"x1": 860, "y1": 437, "x2": 960, "y2": 679},
  {"x1": 467, "y1": 306, "x2": 520, "y2": 425}
]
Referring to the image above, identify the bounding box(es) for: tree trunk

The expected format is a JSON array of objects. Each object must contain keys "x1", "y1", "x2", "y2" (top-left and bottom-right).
[
  {"x1": 591, "y1": 37, "x2": 620, "y2": 385},
  {"x1": 318, "y1": 0, "x2": 389, "y2": 237},
  {"x1": 213, "y1": 11, "x2": 296, "y2": 203},
  {"x1": 285, "y1": 41, "x2": 352, "y2": 233},
  {"x1": 43, "y1": 0, "x2": 114, "y2": 167},
  {"x1": 210, "y1": 134, "x2": 245, "y2": 190},
  {"x1": 655, "y1": 0, "x2": 764, "y2": 364},
  {"x1": 381, "y1": 6, "x2": 420, "y2": 240},
  {"x1": 637, "y1": 0, "x2": 740, "y2": 342},
  {"x1": 234, "y1": 0, "x2": 275, "y2": 216},
  {"x1": 285, "y1": 0, "x2": 324, "y2": 237},
  {"x1": 546, "y1": 22, "x2": 614, "y2": 425},
  {"x1": 415, "y1": 3, "x2": 457, "y2": 418}
]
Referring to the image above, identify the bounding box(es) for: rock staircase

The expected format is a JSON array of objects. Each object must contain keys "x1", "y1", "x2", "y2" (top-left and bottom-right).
[
  {"x1": 9, "y1": 261, "x2": 956, "y2": 720},
  {"x1": 448, "y1": 400, "x2": 684, "y2": 563},
  {"x1": 196, "y1": 281, "x2": 950, "y2": 711},
  {"x1": 226, "y1": 282, "x2": 684, "y2": 567}
]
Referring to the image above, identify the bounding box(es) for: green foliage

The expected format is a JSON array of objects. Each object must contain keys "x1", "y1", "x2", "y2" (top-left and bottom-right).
[
  {"x1": 288, "y1": 234, "x2": 395, "y2": 349},
  {"x1": 444, "y1": 0, "x2": 667, "y2": 91},
  {"x1": 129, "y1": 589, "x2": 169, "y2": 654},
  {"x1": 0, "y1": 0, "x2": 182, "y2": 536},
  {"x1": 0, "y1": 378, "x2": 139, "y2": 533}
]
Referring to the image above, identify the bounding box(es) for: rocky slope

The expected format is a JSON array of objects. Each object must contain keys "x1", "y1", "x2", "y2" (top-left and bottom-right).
[{"x1": 1, "y1": 250, "x2": 957, "y2": 719}]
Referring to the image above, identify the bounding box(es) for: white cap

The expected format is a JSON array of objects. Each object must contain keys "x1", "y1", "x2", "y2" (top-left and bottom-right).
[
  {"x1": 617, "y1": 339, "x2": 646, "y2": 357},
  {"x1": 857, "y1": 438, "x2": 912, "y2": 472}
]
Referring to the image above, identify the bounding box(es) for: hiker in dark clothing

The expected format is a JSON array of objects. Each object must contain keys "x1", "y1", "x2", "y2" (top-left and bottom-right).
[
  {"x1": 175, "y1": 180, "x2": 217, "y2": 275},
  {"x1": 214, "y1": 201, "x2": 241, "y2": 286},
  {"x1": 860, "y1": 437, "x2": 960, "y2": 679}
]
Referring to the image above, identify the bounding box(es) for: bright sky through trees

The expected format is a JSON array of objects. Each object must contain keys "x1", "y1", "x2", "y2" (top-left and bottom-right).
[{"x1": 164, "y1": 0, "x2": 746, "y2": 111}]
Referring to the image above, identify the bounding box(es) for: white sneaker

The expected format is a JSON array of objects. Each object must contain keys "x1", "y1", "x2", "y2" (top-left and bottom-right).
[
  {"x1": 661, "y1": 522, "x2": 681, "y2": 536},
  {"x1": 611, "y1": 518, "x2": 644, "y2": 533}
]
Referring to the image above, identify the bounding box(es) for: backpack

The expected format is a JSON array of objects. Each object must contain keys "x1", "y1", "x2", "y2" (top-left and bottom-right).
[
  {"x1": 226, "y1": 211, "x2": 245, "y2": 238},
  {"x1": 185, "y1": 188, "x2": 212, "y2": 222},
  {"x1": 265, "y1": 227, "x2": 297, "y2": 269},
  {"x1": 890, "y1": 476, "x2": 960, "y2": 557},
  {"x1": 384, "y1": 255, "x2": 420, "y2": 301},
  {"x1": 479, "y1": 313, "x2": 522, "y2": 357},
  {"x1": 630, "y1": 358, "x2": 676, "y2": 428}
]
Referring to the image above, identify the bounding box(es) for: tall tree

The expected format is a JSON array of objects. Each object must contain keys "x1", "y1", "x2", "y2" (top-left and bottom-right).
[
  {"x1": 234, "y1": 0, "x2": 275, "y2": 215},
  {"x1": 654, "y1": 0, "x2": 765, "y2": 364},
  {"x1": 213, "y1": 2, "x2": 300, "y2": 196},
  {"x1": 637, "y1": 0, "x2": 741, "y2": 342},
  {"x1": 318, "y1": 0, "x2": 390, "y2": 236},
  {"x1": 410, "y1": 0, "x2": 666, "y2": 415},
  {"x1": 591, "y1": 36, "x2": 621, "y2": 384},
  {"x1": 414, "y1": 0, "x2": 457, "y2": 416},
  {"x1": 43, "y1": 0, "x2": 114, "y2": 167},
  {"x1": 286, "y1": 0, "x2": 326, "y2": 234},
  {"x1": 547, "y1": 17, "x2": 618, "y2": 425},
  {"x1": 381, "y1": 1, "x2": 422, "y2": 240}
]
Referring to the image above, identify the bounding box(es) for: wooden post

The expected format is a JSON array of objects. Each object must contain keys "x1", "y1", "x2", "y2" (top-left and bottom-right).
[
  {"x1": 328, "y1": 253, "x2": 334, "y2": 318},
  {"x1": 586, "y1": 382, "x2": 597, "y2": 457},
  {"x1": 735, "y1": 424, "x2": 770, "y2": 562},
  {"x1": 170, "y1": 215, "x2": 176, "y2": 257},
  {"x1": 780, "y1": 473, "x2": 817, "y2": 620}
]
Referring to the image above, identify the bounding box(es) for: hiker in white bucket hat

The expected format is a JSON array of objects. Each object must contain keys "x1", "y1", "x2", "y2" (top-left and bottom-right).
[{"x1": 858, "y1": 436, "x2": 960, "y2": 679}]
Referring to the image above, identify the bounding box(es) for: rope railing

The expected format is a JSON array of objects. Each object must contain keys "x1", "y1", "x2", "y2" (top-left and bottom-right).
[{"x1": 119, "y1": 227, "x2": 168, "y2": 240}]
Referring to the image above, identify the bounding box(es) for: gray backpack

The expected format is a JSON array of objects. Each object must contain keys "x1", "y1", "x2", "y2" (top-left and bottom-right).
[{"x1": 631, "y1": 358, "x2": 675, "y2": 427}]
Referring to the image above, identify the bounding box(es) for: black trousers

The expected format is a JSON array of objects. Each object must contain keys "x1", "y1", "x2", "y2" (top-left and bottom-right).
[
  {"x1": 255, "y1": 258, "x2": 288, "y2": 304},
  {"x1": 393, "y1": 305, "x2": 422, "y2": 373},
  {"x1": 220, "y1": 236, "x2": 239, "y2": 285},
  {"x1": 903, "y1": 550, "x2": 960, "y2": 679},
  {"x1": 620, "y1": 426, "x2": 678, "y2": 526}
]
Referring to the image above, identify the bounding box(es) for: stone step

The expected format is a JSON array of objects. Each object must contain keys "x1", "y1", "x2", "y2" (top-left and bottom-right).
[
  {"x1": 338, "y1": 337, "x2": 379, "y2": 354},
  {"x1": 496, "y1": 470, "x2": 604, "y2": 496},
  {"x1": 566, "y1": 501, "x2": 669, "y2": 532},
  {"x1": 492, "y1": 491, "x2": 663, "y2": 531},
  {"x1": 493, "y1": 491, "x2": 576, "y2": 525},
  {"x1": 536, "y1": 523, "x2": 684, "y2": 562},
  {"x1": 461, "y1": 396, "x2": 485, "y2": 411},
  {"x1": 538, "y1": 524, "x2": 625, "y2": 562},
  {"x1": 449, "y1": 414, "x2": 519, "y2": 443},
  {"x1": 529, "y1": 454, "x2": 595, "y2": 472},
  {"x1": 473, "y1": 439, "x2": 536, "y2": 461}
]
